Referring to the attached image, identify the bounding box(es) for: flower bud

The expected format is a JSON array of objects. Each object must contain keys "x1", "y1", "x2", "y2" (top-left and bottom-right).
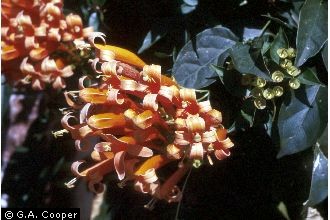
[
  {"x1": 254, "y1": 97, "x2": 266, "y2": 109},
  {"x1": 193, "y1": 159, "x2": 202, "y2": 168},
  {"x1": 280, "y1": 59, "x2": 292, "y2": 69},
  {"x1": 289, "y1": 78, "x2": 300, "y2": 89},
  {"x1": 262, "y1": 88, "x2": 275, "y2": 100},
  {"x1": 252, "y1": 77, "x2": 266, "y2": 87},
  {"x1": 287, "y1": 48, "x2": 296, "y2": 58},
  {"x1": 271, "y1": 71, "x2": 284, "y2": 82},
  {"x1": 277, "y1": 48, "x2": 288, "y2": 59},
  {"x1": 287, "y1": 66, "x2": 301, "y2": 77},
  {"x1": 273, "y1": 86, "x2": 284, "y2": 97},
  {"x1": 250, "y1": 87, "x2": 263, "y2": 97}
]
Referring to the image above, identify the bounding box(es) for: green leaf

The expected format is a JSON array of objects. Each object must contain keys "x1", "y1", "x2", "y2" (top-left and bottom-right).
[
  {"x1": 261, "y1": 14, "x2": 294, "y2": 30},
  {"x1": 181, "y1": 3, "x2": 197, "y2": 14},
  {"x1": 317, "y1": 124, "x2": 327, "y2": 156},
  {"x1": 277, "y1": 85, "x2": 328, "y2": 157},
  {"x1": 295, "y1": 0, "x2": 328, "y2": 67},
  {"x1": 88, "y1": 12, "x2": 100, "y2": 31},
  {"x1": 321, "y1": 40, "x2": 328, "y2": 71},
  {"x1": 210, "y1": 65, "x2": 247, "y2": 97},
  {"x1": 172, "y1": 26, "x2": 238, "y2": 89},
  {"x1": 277, "y1": 202, "x2": 291, "y2": 220},
  {"x1": 269, "y1": 28, "x2": 288, "y2": 64},
  {"x1": 297, "y1": 68, "x2": 324, "y2": 86},
  {"x1": 240, "y1": 110, "x2": 254, "y2": 127},
  {"x1": 183, "y1": 0, "x2": 198, "y2": 6},
  {"x1": 138, "y1": 29, "x2": 167, "y2": 54},
  {"x1": 304, "y1": 145, "x2": 328, "y2": 207},
  {"x1": 229, "y1": 42, "x2": 271, "y2": 80},
  {"x1": 261, "y1": 41, "x2": 271, "y2": 55}
]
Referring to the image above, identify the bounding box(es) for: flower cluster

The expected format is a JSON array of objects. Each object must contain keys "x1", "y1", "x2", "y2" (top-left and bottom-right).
[
  {"x1": 1, "y1": 0, "x2": 93, "y2": 89},
  {"x1": 241, "y1": 47, "x2": 299, "y2": 109},
  {"x1": 62, "y1": 33, "x2": 234, "y2": 207}
]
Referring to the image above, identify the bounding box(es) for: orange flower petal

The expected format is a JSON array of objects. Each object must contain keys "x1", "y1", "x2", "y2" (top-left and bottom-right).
[
  {"x1": 95, "y1": 44, "x2": 146, "y2": 68},
  {"x1": 29, "y1": 47, "x2": 49, "y2": 61},
  {"x1": 1, "y1": 44, "x2": 20, "y2": 60},
  {"x1": 79, "y1": 88, "x2": 108, "y2": 104},
  {"x1": 214, "y1": 149, "x2": 231, "y2": 160},
  {"x1": 87, "y1": 113, "x2": 126, "y2": 129},
  {"x1": 134, "y1": 155, "x2": 170, "y2": 176}
]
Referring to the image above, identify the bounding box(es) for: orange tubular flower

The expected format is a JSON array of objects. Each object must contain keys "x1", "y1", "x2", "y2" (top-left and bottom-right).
[
  {"x1": 1, "y1": 0, "x2": 93, "y2": 89},
  {"x1": 62, "y1": 32, "x2": 234, "y2": 208}
]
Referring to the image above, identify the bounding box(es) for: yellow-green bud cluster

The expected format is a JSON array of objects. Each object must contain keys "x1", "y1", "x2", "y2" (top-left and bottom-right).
[
  {"x1": 276, "y1": 47, "x2": 301, "y2": 90},
  {"x1": 242, "y1": 74, "x2": 286, "y2": 109}
]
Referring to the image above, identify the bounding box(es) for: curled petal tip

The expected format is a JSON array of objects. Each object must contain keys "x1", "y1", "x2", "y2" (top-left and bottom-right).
[{"x1": 88, "y1": 32, "x2": 106, "y2": 47}]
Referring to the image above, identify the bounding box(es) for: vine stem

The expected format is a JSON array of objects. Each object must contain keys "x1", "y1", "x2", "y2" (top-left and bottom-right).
[
  {"x1": 174, "y1": 166, "x2": 192, "y2": 220},
  {"x1": 271, "y1": 99, "x2": 277, "y2": 122},
  {"x1": 259, "y1": 20, "x2": 272, "y2": 38}
]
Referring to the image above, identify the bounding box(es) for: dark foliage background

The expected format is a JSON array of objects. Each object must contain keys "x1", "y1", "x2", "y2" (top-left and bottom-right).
[{"x1": 1, "y1": 0, "x2": 327, "y2": 219}]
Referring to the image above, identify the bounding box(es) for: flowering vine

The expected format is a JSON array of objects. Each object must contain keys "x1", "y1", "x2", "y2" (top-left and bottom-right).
[
  {"x1": 61, "y1": 32, "x2": 234, "y2": 208},
  {"x1": 1, "y1": 0, "x2": 93, "y2": 90}
]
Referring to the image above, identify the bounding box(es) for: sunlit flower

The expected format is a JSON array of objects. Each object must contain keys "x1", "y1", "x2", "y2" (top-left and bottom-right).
[
  {"x1": 62, "y1": 33, "x2": 234, "y2": 207},
  {"x1": 1, "y1": 0, "x2": 93, "y2": 89}
]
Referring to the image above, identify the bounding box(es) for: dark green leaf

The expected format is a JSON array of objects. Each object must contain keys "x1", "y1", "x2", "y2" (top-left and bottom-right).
[
  {"x1": 261, "y1": 41, "x2": 271, "y2": 55},
  {"x1": 297, "y1": 68, "x2": 324, "y2": 86},
  {"x1": 240, "y1": 110, "x2": 254, "y2": 127},
  {"x1": 321, "y1": 40, "x2": 328, "y2": 71},
  {"x1": 304, "y1": 145, "x2": 328, "y2": 206},
  {"x1": 295, "y1": 0, "x2": 328, "y2": 67},
  {"x1": 210, "y1": 64, "x2": 224, "y2": 81},
  {"x1": 317, "y1": 124, "x2": 327, "y2": 156},
  {"x1": 242, "y1": 28, "x2": 262, "y2": 41},
  {"x1": 88, "y1": 12, "x2": 99, "y2": 31},
  {"x1": 138, "y1": 28, "x2": 168, "y2": 54},
  {"x1": 183, "y1": 0, "x2": 198, "y2": 6},
  {"x1": 277, "y1": 85, "x2": 328, "y2": 157},
  {"x1": 270, "y1": 28, "x2": 288, "y2": 64},
  {"x1": 229, "y1": 42, "x2": 271, "y2": 80},
  {"x1": 211, "y1": 65, "x2": 247, "y2": 97},
  {"x1": 277, "y1": 202, "x2": 290, "y2": 220},
  {"x1": 173, "y1": 26, "x2": 238, "y2": 89},
  {"x1": 261, "y1": 15, "x2": 294, "y2": 30},
  {"x1": 181, "y1": 4, "x2": 196, "y2": 14}
]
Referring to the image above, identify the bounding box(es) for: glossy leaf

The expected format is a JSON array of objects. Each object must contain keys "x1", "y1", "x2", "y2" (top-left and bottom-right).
[
  {"x1": 297, "y1": 68, "x2": 324, "y2": 86},
  {"x1": 317, "y1": 124, "x2": 328, "y2": 155},
  {"x1": 242, "y1": 28, "x2": 262, "y2": 41},
  {"x1": 277, "y1": 85, "x2": 328, "y2": 157},
  {"x1": 261, "y1": 15, "x2": 294, "y2": 30},
  {"x1": 172, "y1": 26, "x2": 238, "y2": 89},
  {"x1": 183, "y1": 0, "x2": 198, "y2": 6},
  {"x1": 304, "y1": 145, "x2": 328, "y2": 206},
  {"x1": 181, "y1": 4, "x2": 196, "y2": 14},
  {"x1": 211, "y1": 65, "x2": 247, "y2": 97},
  {"x1": 138, "y1": 29, "x2": 167, "y2": 54},
  {"x1": 229, "y1": 42, "x2": 271, "y2": 80},
  {"x1": 88, "y1": 12, "x2": 100, "y2": 31},
  {"x1": 295, "y1": 0, "x2": 328, "y2": 67},
  {"x1": 270, "y1": 28, "x2": 288, "y2": 64},
  {"x1": 321, "y1": 40, "x2": 328, "y2": 71}
]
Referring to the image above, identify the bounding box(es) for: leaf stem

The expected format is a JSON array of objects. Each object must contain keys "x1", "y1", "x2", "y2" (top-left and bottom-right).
[
  {"x1": 174, "y1": 166, "x2": 192, "y2": 220},
  {"x1": 259, "y1": 20, "x2": 272, "y2": 38},
  {"x1": 271, "y1": 99, "x2": 277, "y2": 122}
]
